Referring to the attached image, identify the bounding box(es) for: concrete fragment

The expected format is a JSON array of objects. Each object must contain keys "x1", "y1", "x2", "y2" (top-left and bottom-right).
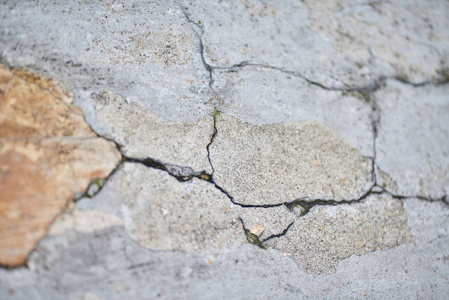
[
  {"x1": 212, "y1": 66, "x2": 374, "y2": 156},
  {"x1": 0, "y1": 66, "x2": 121, "y2": 267},
  {"x1": 181, "y1": 0, "x2": 449, "y2": 86},
  {"x1": 210, "y1": 114, "x2": 373, "y2": 205},
  {"x1": 93, "y1": 90, "x2": 213, "y2": 173},
  {"x1": 375, "y1": 80, "x2": 449, "y2": 198},
  {"x1": 264, "y1": 194, "x2": 411, "y2": 275},
  {"x1": 112, "y1": 163, "x2": 245, "y2": 251}
]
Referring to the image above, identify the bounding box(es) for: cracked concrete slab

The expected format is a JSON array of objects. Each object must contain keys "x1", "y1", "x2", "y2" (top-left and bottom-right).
[
  {"x1": 0, "y1": 0, "x2": 214, "y2": 126},
  {"x1": 0, "y1": 198, "x2": 447, "y2": 299},
  {"x1": 210, "y1": 113, "x2": 373, "y2": 205},
  {"x1": 180, "y1": 0, "x2": 449, "y2": 87},
  {"x1": 1, "y1": 0, "x2": 449, "y2": 298},
  {"x1": 375, "y1": 80, "x2": 449, "y2": 198},
  {"x1": 212, "y1": 66, "x2": 374, "y2": 156},
  {"x1": 265, "y1": 194, "x2": 411, "y2": 275},
  {"x1": 93, "y1": 90, "x2": 213, "y2": 173},
  {"x1": 112, "y1": 163, "x2": 245, "y2": 251}
]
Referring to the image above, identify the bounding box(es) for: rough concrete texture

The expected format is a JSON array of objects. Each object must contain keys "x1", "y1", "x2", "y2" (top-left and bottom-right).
[
  {"x1": 212, "y1": 66, "x2": 374, "y2": 156},
  {"x1": 180, "y1": 0, "x2": 449, "y2": 87},
  {"x1": 48, "y1": 207, "x2": 123, "y2": 237},
  {"x1": 375, "y1": 80, "x2": 449, "y2": 199},
  {"x1": 1, "y1": 0, "x2": 449, "y2": 298},
  {"x1": 238, "y1": 205, "x2": 294, "y2": 242},
  {"x1": 0, "y1": 199, "x2": 447, "y2": 300},
  {"x1": 211, "y1": 113, "x2": 373, "y2": 205},
  {"x1": 111, "y1": 163, "x2": 245, "y2": 251},
  {"x1": 265, "y1": 194, "x2": 411, "y2": 275},
  {"x1": 0, "y1": 0, "x2": 214, "y2": 125},
  {"x1": 0, "y1": 65, "x2": 121, "y2": 267},
  {"x1": 93, "y1": 90, "x2": 213, "y2": 173}
]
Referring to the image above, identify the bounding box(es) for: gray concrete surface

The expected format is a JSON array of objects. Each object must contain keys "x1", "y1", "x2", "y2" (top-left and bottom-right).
[
  {"x1": 1, "y1": 0, "x2": 449, "y2": 299},
  {"x1": 375, "y1": 80, "x2": 449, "y2": 199},
  {"x1": 210, "y1": 113, "x2": 373, "y2": 205}
]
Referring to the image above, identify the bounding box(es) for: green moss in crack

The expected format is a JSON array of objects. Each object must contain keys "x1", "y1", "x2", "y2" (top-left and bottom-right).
[
  {"x1": 213, "y1": 108, "x2": 221, "y2": 129},
  {"x1": 436, "y1": 67, "x2": 449, "y2": 84},
  {"x1": 342, "y1": 90, "x2": 370, "y2": 103},
  {"x1": 244, "y1": 227, "x2": 266, "y2": 249},
  {"x1": 74, "y1": 159, "x2": 125, "y2": 201},
  {"x1": 285, "y1": 202, "x2": 312, "y2": 217},
  {"x1": 73, "y1": 178, "x2": 104, "y2": 201}
]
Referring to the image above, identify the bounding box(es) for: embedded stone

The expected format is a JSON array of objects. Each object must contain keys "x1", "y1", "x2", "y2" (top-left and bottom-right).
[{"x1": 0, "y1": 66, "x2": 121, "y2": 267}]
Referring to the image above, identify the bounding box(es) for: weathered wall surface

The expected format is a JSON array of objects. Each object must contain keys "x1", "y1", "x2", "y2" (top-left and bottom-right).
[{"x1": 1, "y1": 0, "x2": 448, "y2": 299}]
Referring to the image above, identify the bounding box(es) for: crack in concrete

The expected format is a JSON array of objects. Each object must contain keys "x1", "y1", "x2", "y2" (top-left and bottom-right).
[
  {"x1": 238, "y1": 217, "x2": 266, "y2": 249},
  {"x1": 39, "y1": 5, "x2": 448, "y2": 251},
  {"x1": 174, "y1": 0, "x2": 214, "y2": 90},
  {"x1": 212, "y1": 61, "x2": 449, "y2": 92},
  {"x1": 205, "y1": 109, "x2": 219, "y2": 176},
  {"x1": 175, "y1": 0, "x2": 449, "y2": 96},
  {"x1": 260, "y1": 221, "x2": 295, "y2": 244},
  {"x1": 14, "y1": 99, "x2": 445, "y2": 263},
  {"x1": 77, "y1": 84, "x2": 447, "y2": 252}
]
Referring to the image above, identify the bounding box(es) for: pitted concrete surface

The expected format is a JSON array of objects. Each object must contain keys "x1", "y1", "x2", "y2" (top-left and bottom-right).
[{"x1": 1, "y1": 0, "x2": 449, "y2": 299}]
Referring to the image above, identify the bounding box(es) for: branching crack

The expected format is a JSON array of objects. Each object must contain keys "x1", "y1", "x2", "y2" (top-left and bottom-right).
[{"x1": 174, "y1": 0, "x2": 214, "y2": 90}]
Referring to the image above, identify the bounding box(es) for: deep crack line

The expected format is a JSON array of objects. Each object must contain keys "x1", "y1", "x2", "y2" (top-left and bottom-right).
[
  {"x1": 210, "y1": 61, "x2": 449, "y2": 92},
  {"x1": 82, "y1": 108, "x2": 447, "y2": 211},
  {"x1": 174, "y1": 0, "x2": 204, "y2": 35},
  {"x1": 174, "y1": 0, "x2": 214, "y2": 90},
  {"x1": 260, "y1": 221, "x2": 295, "y2": 243},
  {"x1": 205, "y1": 109, "x2": 219, "y2": 176},
  {"x1": 123, "y1": 156, "x2": 211, "y2": 183},
  {"x1": 368, "y1": 89, "x2": 380, "y2": 185}
]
